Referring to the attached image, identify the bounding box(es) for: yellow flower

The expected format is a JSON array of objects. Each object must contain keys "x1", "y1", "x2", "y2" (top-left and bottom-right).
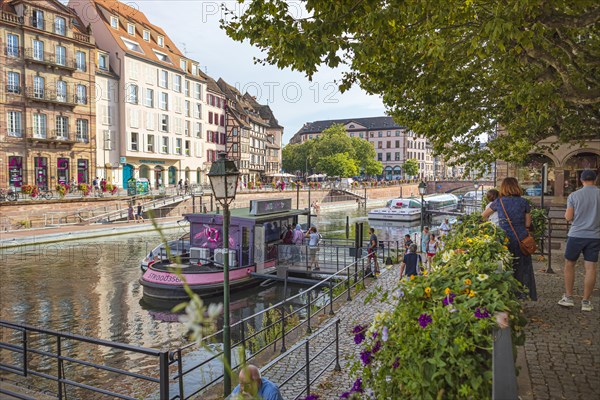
[
  {"x1": 444, "y1": 287, "x2": 451, "y2": 295},
  {"x1": 503, "y1": 246, "x2": 508, "y2": 250},
  {"x1": 463, "y1": 288, "x2": 470, "y2": 294},
  {"x1": 464, "y1": 278, "x2": 472, "y2": 285},
  {"x1": 504, "y1": 237, "x2": 509, "y2": 243},
  {"x1": 424, "y1": 287, "x2": 431, "y2": 297},
  {"x1": 422, "y1": 270, "x2": 428, "y2": 276},
  {"x1": 410, "y1": 275, "x2": 416, "y2": 281},
  {"x1": 468, "y1": 290, "x2": 476, "y2": 297}
]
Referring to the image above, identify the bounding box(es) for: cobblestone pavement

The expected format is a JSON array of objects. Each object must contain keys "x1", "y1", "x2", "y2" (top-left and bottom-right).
[{"x1": 268, "y1": 252, "x2": 599, "y2": 400}]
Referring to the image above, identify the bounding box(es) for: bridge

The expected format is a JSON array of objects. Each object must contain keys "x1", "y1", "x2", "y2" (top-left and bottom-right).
[{"x1": 427, "y1": 180, "x2": 494, "y2": 194}]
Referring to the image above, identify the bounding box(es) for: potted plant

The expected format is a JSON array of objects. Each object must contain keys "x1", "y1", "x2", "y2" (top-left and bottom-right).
[
  {"x1": 78, "y1": 183, "x2": 90, "y2": 197},
  {"x1": 56, "y1": 183, "x2": 68, "y2": 199}
]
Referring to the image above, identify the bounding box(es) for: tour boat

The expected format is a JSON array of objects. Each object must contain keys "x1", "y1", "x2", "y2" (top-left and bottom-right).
[
  {"x1": 368, "y1": 194, "x2": 459, "y2": 222},
  {"x1": 139, "y1": 198, "x2": 309, "y2": 303}
]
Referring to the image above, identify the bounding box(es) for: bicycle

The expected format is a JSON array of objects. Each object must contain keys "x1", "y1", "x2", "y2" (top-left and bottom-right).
[
  {"x1": 38, "y1": 188, "x2": 54, "y2": 200},
  {"x1": 0, "y1": 188, "x2": 18, "y2": 202}
]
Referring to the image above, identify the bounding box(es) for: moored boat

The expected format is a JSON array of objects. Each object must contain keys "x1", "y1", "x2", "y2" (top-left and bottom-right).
[
  {"x1": 139, "y1": 198, "x2": 309, "y2": 303},
  {"x1": 368, "y1": 194, "x2": 459, "y2": 222}
]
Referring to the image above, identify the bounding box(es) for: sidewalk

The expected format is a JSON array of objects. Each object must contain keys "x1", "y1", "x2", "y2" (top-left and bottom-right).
[{"x1": 305, "y1": 251, "x2": 599, "y2": 399}]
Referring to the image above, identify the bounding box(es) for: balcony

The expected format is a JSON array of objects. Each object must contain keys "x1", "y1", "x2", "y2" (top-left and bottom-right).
[
  {"x1": 1, "y1": 11, "x2": 21, "y2": 24},
  {"x1": 25, "y1": 128, "x2": 78, "y2": 146},
  {"x1": 24, "y1": 87, "x2": 77, "y2": 107},
  {"x1": 24, "y1": 49, "x2": 77, "y2": 71}
]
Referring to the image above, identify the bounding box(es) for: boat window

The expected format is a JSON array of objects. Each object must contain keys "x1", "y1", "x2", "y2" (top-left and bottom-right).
[
  {"x1": 241, "y1": 226, "x2": 251, "y2": 266},
  {"x1": 409, "y1": 200, "x2": 421, "y2": 208}
]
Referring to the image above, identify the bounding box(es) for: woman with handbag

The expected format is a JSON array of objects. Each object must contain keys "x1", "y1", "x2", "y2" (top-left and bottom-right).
[{"x1": 482, "y1": 177, "x2": 537, "y2": 300}]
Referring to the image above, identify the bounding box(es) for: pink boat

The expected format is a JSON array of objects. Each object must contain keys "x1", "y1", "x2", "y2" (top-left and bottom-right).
[{"x1": 139, "y1": 198, "x2": 309, "y2": 303}]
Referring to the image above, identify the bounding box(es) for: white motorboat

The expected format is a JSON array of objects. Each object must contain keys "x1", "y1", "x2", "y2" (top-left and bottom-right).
[{"x1": 368, "y1": 194, "x2": 459, "y2": 221}]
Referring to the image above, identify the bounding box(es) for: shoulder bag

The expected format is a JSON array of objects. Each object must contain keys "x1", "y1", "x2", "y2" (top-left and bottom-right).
[{"x1": 499, "y1": 198, "x2": 537, "y2": 256}]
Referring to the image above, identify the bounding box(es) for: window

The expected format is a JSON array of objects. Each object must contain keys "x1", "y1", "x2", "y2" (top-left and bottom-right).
[
  {"x1": 194, "y1": 83, "x2": 201, "y2": 99},
  {"x1": 386, "y1": 141, "x2": 391, "y2": 149},
  {"x1": 145, "y1": 111, "x2": 154, "y2": 130},
  {"x1": 159, "y1": 70, "x2": 168, "y2": 88},
  {"x1": 55, "y1": 116, "x2": 68, "y2": 138},
  {"x1": 185, "y1": 140, "x2": 191, "y2": 156},
  {"x1": 130, "y1": 132, "x2": 139, "y2": 151},
  {"x1": 180, "y1": 59, "x2": 186, "y2": 71},
  {"x1": 121, "y1": 38, "x2": 143, "y2": 53},
  {"x1": 56, "y1": 80, "x2": 67, "y2": 102},
  {"x1": 33, "y1": 113, "x2": 47, "y2": 138},
  {"x1": 145, "y1": 88, "x2": 154, "y2": 107},
  {"x1": 208, "y1": 112, "x2": 213, "y2": 124},
  {"x1": 220, "y1": 115, "x2": 225, "y2": 126},
  {"x1": 55, "y1": 45, "x2": 66, "y2": 66},
  {"x1": 147, "y1": 134, "x2": 155, "y2": 152},
  {"x1": 162, "y1": 136, "x2": 169, "y2": 153},
  {"x1": 76, "y1": 119, "x2": 88, "y2": 142},
  {"x1": 184, "y1": 80, "x2": 190, "y2": 97},
  {"x1": 378, "y1": 132, "x2": 383, "y2": 137},
  {"x1": 157, "y1": 35, "x2": 164, "y2": 47},
  {"x1": 7, "y1": 34, "x2": 19, "y2": 57},
  {"x1": 377, "y1": 153, "x2": 382, "y2": 161},
  {"x1": 153, "y1": 50, "x2": 172, "y2": 63},
  {"x1": 195, "y1": 122, "x2": 202, "y2": 138},
  {"x1": 195, "y1": 103, "x2": 202, "y2": 119},
  {"x1": 76, "y1": 51, "x2": 86, "y2": 71},
  {"x1": 110, "y1": 16, "x2": 118, "y2": 29},
  {"x1": 127, "y1": 84, "x2": 138, "y2": 104},
  {"x1": 7, "y1": 72, "x2": 20, "y2": 93},
  {"x1": 396, "y1": 130, "x2": 401, "y2": 136},
  {"x1": 395, "y1": 152, "x2": 401, "y2": 161},
  {"x1": 32, "y1": 10, "x2": 44, "y2": 29},
  {"x1": 160, "y1": 114, "x2": 169, "y2": 132},
  {"x1": 33, "y1": 76, "x2": 45, "y2": 98},
  {"x1": 54, "y1": 16, "x2": 66, "y2": 35},
  {"x1": 7, "y1": 111, "x2": 22, "y2": 137},
  {"x1": 33, "y1": 40, "x2": 44, "y2": 60},
  {"x1": 175, "y1": 138, "x2": 182, "y2": 155},
  {"x1": 185, "y1": 100, "x2": 190, "y2": 117},
  {"x1": 387, "y1": 131, "x2": 391, "y2": 137},
  {"x1": 191, "y1": 64, "x2": 197, "y2": 75},
  {"x1": 127, "y1": 23, "x2": 135, "y2": 36},
  {"x1": 159, "y1": 92, "x2": 168, "y2": 110},
  {"x1": 103, "y1": 130, "x2": 113, "y2": 150},
  {"x1": 98, "y1": 53, "x2": 108, "y2": 70},
  {"x1": 378, "y1": 141, "x2": 382, "y2": 149},
  {"x1": 386, "y1": 153, "x2": 391, "y2": 161},
  {"x1": 102, "y1": 105, "x2": 113, "y2": 125},
  {"x1": 76, "y1": 85, "x2": 87, "y2": 104},
  {"x1": 185, "y1": 120, "x2": 190, "y2": 136},
  {"x1": 143, "y1": 30, "x2": 150, "y2": 41},
  {"x1": 174, "y1": 75, "x2": 182, "y2": 92},
  {"x1": 395, "y1": 140, "x2": 400, "y2": 148}
]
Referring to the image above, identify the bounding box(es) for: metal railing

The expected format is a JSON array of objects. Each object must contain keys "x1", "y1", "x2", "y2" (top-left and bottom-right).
[
  {"x1": 0, "y1": 320, "x2": 170, "y2": 400},
  {"x1": 168, "y1": 252, "x2": 372, "y2": 399}
]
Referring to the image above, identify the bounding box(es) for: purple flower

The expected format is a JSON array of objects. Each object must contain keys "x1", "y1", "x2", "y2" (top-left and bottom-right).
[
  {"x1": 442, "y1": 293, "x2": 456, "y2": 306},
  {"x1": 360, "y1": 350, "x2": 373, "y2": 365},
  {"x1": 372, "y1": 340, "x2": 382, "y2": 354},
  {"x1": 372, "y1": 331, "x2": 378, "y2": 339},
  {"x1": 418, "y1": 313, "x2": 433, "y2": 328},
  {"x1": 304, "y1": 395, "x2": 320, "y2": 400},
  {"x1": 382, "y1": 326, "x2": 389, "y2": 342},
  {"x1": 340, "y1": 392, "x2": 350, "y2": 399},
  {"x1": 392, "y1": 357, "x2": 400, "y2": 369},
  {"x1": 352, "y1": 325, "x2": 364, "y2": 334},
  {"x1": 474, "y1": 307, "x2": 491, "y2": 319},
  {"x1": 351, "y1": 378, "x2": 363, "y2": 393},
  {"x1": 353, "y1": 332, "x2": 365, "y2": 345}
]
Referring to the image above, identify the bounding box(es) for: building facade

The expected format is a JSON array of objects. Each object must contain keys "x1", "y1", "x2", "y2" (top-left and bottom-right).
[
  {"x1": 70, "y1": 0, "x2": 209, "y2": 188},
  {"x1": 290, "y1": 116, "x2": 437, "y2": 179},
  {"x1": 1, "y1": 0, "x2": 97, "y2": 190}
]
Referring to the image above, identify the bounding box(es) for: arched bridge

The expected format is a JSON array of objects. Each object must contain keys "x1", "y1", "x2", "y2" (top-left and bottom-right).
[{"x1": 426, "y1": 180, "x2": 494, "y2": 194}]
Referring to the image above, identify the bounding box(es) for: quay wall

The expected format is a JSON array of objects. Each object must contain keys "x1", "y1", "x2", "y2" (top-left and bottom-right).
[{"x1": 0, "y1": 184, "x2": 418, "y2": 231}]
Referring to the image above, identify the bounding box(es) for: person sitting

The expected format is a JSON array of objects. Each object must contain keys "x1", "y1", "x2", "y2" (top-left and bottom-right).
[{"x1": 231, "y1": 364, "x2": 283, "y2": 400}]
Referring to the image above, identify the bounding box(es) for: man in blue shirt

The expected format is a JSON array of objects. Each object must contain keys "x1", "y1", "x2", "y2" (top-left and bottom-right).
[{"x1": 231, "y1": 364, "x2": 283, "y2": 400}]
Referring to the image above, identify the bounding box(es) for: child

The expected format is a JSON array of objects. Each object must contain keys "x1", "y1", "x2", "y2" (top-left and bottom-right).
[{"x1": 484, "y1": 189, "x2": 499, "y2": 225}]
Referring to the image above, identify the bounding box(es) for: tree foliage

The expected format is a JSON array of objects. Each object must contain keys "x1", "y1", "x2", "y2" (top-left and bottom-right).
[
  {"x1": 223, "y1": 0, "x2": 599, "y2": 170},
  {"x1": 281, "y1": 124, "x2": 383, "y2": 177},
  {"x1": 402, "y1": 159, "x2": 420, "y2": 177}
]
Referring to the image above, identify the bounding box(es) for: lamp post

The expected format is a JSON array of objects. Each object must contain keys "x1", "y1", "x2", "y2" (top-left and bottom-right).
[
  {"x1": 418, "y1": 181, "x2": 427, "y2": 252},
  {"x1": 207, "y1": 152, "x2": 240, "y2": 397}
]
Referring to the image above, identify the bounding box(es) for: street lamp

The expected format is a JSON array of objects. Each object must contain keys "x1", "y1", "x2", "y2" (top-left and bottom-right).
[
  {"x1": 207, "y1": 152, "x2": 240, "y2": 396},
  {"x1": 418, "y1": 181, "x2": 427, "y2": 252}
]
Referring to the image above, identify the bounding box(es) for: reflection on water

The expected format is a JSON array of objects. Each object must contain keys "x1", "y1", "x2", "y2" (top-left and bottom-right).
[{"x1": 0, "y1": 203, "x2": 444, "y2": 397}]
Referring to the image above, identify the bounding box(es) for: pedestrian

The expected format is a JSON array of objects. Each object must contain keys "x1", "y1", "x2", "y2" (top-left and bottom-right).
[
  {"x1": 421, "y1": 226, "x2": 430, "y2": 253},
  {"x1": 484, "y1": 189, "x2": 500, "y2": 225},
  {"x1": 291, "y1": 223, "x2": 304, "y2": 263},
  {"x1": 426, "y1": 233, "x2": 438, "y2": 269},
  {"x1": 136, "y1": 201, "x2": 144, "y2": 223},
  {"x1": 127, "y1": 202, "x2": 134, "y2": 223},
  {"x1": 558, "y1": 170, "x2": 600, "y2": 312},
  {"x1": 403, "y1": 234, "x2": 413, "y2": 252},
  {"x1": 400, "y1": 244, "x2": 423, "y2": 280},
  {"x1": 439, "y1": 218, "x2": 451, "y2": 237},
  {"x1": 368, "y1": 227, "x2": 381, "y2": 276},
  {"x1": 184, "y1": 179, "x2": 189, "y2": 194},
  {"x1": 282, "y1": 225, "x2": 294, "y2": 261},
  {"x1": 93, "y1": 177, "x2": 99, "y2": 196},
  {"x1": 482, "y1": 177, "x2": 537, "y2": 301},
  {"x1": 305, "y1": 226, "x2": 320, "y2": 271},
  {"x1": 177, "y1": 179, "x2": 183, "y2": 195},
  {"x1": 231, "y1": 364, "x2": 283, "y2": 400},
  {"x1": 281, "y1": 180, "x2": 286, "y2": 191}
]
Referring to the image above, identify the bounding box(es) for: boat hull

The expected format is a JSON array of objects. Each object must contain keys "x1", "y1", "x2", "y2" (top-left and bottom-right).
[{"x1": 367, "y1": 211, "x2": 421, "y2": 222}]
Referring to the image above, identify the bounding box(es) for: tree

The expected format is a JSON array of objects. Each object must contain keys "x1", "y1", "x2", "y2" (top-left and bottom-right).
[
  {"x1": 282, "y1": 141, "x2": 315, "y2": 175},
  {"x1": 402, "y1": 159, "x2": 419, "y2": 178},
  {"x1": 351, "y1": 137, "x2": 383, "y2": 176},
  {"x1": 316, "y1": 153, "x2": 359, "y2": 177},
  {"x1": 223, "y1": 1, "x2": 599, "y2": 170}
]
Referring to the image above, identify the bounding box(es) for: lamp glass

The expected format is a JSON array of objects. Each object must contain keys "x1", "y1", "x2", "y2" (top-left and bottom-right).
[
  {"x1": 473, "y1": 181, "x2": 479, "y2": 189},
  {"x1": 418, "y1": 181, "x2": 427, "y2": 195},
  {"x1": 208, "y1": 153, "x2": 240, "y2": 202}
]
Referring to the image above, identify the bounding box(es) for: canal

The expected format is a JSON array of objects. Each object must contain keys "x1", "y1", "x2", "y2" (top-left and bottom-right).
[{"x1": 0, "y1": 204, "x2": 447, "y2": 397}]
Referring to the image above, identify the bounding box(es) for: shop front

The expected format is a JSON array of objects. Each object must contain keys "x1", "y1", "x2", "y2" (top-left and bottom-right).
[{"x1": 8, "y1": 156, "x2": 23, "y2": 189}]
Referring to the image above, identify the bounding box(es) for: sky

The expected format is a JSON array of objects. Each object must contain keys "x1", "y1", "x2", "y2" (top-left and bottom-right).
[{"x1": 105, "y1": 0, "x2": 387, "y2": 144}]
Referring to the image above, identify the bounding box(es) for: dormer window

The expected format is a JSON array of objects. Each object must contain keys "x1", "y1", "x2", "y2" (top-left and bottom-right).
[
  {"x1": 191, "y1": 65, "x2": 197, "y2": 75},
  {"x1": 153, "y1": 50, "x2": 172, "y2": 64},
  {"x1": 157, "y1": 35, "x2": 164, "y2": 47},
  {"x1": 143, "y1": 30, "x2": 150, "y2": 41},
  {"x1": 127, "y1": 23, "x2": 135, "y2": 36},
  {"x1": 110, "y1": 16, "x2": 118, "y2": 29},
  {"x1": 121, "y1": 37, "x2": 144, "y2": 54},
  {"x1": 180, "y1": 59, "x2": 186, "y2": 71},
  {"x1": 98, "y1": 53, "x2": 108, "y2": 70}
]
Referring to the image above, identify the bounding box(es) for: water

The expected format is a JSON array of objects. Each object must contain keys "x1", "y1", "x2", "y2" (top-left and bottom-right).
[{"x1": 0, "y1": 204, "x2": 438, "y2": 397}]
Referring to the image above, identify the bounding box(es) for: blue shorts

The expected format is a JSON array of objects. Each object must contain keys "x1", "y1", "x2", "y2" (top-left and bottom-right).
[{"x1": 564, "y1": 237, "x2": 600, "y2": 262}]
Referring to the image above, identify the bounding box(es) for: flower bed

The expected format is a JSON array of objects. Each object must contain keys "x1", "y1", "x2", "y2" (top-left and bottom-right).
[{"x1": 342, "y1": 215, "x2": 527, "y2": 399}]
